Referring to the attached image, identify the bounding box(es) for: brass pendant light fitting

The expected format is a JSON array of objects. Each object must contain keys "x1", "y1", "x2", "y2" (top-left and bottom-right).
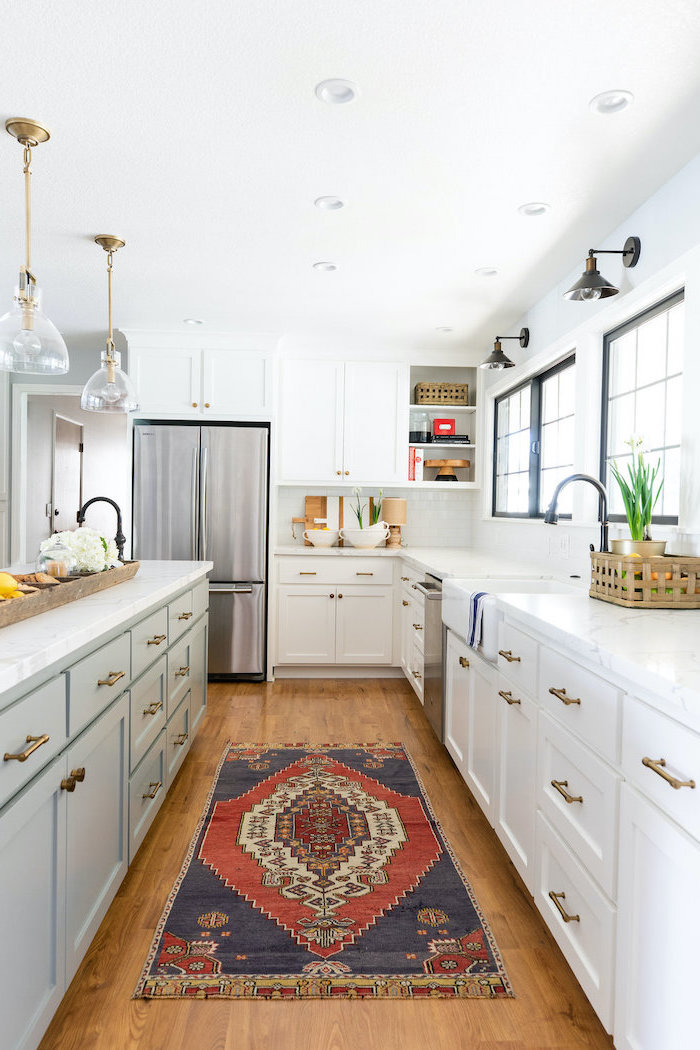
[
  {"x1": 480, "y1": 327, "x2": 530, "y2": 370},
  {"x1": 95, "y1": 235, "x2": 126, "y2": 383}
]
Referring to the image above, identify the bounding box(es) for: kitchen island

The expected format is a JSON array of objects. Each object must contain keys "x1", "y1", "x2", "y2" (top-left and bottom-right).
[{"x1": 0, "y1": 559, "x2": 212, "y2": 1050}]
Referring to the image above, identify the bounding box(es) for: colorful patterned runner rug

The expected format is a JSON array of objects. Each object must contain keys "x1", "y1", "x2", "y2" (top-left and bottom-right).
[{"x1": 135, "y1": 742, "x2": 512, "y2": 1000}]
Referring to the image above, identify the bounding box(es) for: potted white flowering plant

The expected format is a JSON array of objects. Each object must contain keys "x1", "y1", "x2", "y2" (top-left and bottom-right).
[
  {"x1": 39, "y1": 527, "x2": 120, "y2": 575},
  {"x1": 339, "y1": 488, "x2": 389, "y2": 548}
]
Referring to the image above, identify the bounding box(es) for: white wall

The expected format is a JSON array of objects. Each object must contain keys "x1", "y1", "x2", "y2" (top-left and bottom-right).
[{"x1": 471, "y1": 148, "x2": 700, "y2": 570}]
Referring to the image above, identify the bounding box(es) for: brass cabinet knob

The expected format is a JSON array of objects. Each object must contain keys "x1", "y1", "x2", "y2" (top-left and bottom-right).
[
  {"x1": 344, "y1": 470, "x2": 350, "y2": 475},
  {"x1": 402, "y1": 600, "x2": 409, "y2": 607},
  {"x1": 336, "y1": 470, "x2": 341, "y2": 475},
  {"x1": 458, "y1": 656, "x2": 469, "y2": 668},
  {"x1": 192, "y1": 402, "x2": 198, "y2": 408},
  {"x1": 330, "y1": 593, "x2": 335, "y2": 598},
  {"x1": 204, "y1": 402, "x2": 210, "y2": 408}
]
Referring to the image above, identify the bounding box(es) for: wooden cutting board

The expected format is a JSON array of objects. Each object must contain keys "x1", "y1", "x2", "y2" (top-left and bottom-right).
[{"x1": 294, "y1": 496, "x2": 345, "y2": 545}]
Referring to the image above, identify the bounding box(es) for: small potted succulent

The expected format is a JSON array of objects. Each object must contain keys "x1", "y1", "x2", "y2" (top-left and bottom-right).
[{"x1": 609, "y1": 437, "x2": 665, "y2": 556}]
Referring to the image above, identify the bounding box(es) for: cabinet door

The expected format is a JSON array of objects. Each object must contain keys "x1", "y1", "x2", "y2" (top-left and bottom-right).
[
  {"x1": 342, "y1": 362, "x2": 408, "y2": 482},
  {"x1": 64, "y1": 694, "x2": 128, "y2": 984},
  {"x1": 129, "y1": 347, "x2": 201, "y2": 415},
  {"x1": 614, "y1": 784, "x2": 700, "y2": 1050},
  {"x1": 278, "y1": 359, "x2": 344, "y2": 481},
  {"x1": 0, "y1": 757, "x2": 66, "y2": 1050},
  {"x1": 189, "y1": 619, "x2": 208, "y2": 734},
  {"x1": 276, "y1": 585, "x2": 336, "y2": 663},
  {"x1": 465, "y1": 654, "x2": 499, "y2": 824},
  {"x1": 495, "y1": 676, "x2": 537, "y2": 893},
  {"x1": 335, "y1": 585, "x2": 393, "y2": 664},
  {"x1": 201, "y1": 350, "x2": 270, "y2": 417},
  {"x1": 399, "y1": 591, "x2": 415, "y2": 676},
  {"x1": 444, "y1": 630, "x2": 471, "y2": 777}
]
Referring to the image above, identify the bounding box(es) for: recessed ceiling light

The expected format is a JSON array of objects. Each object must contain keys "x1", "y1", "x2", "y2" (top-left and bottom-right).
[
  {"x1": 183, "y1": 318, "x2": 204, "y2": 325},
  {"x1": 436, "y1": 326, "x2": 453, "y2": 333},
  {"x1": 313, "y1": 261, "x2": 338, "y2": 271},
  {"x1": 474, "y1": 267, "x2": 499, "y2": 278},
  {"x1": 589, "y1": 89, "x2": 634, "y2": 115},
  {"x1": 314, "y1": 196, "x2": 345, "y2": 210},
  {"x1": 314, "y1": 79, "x2": 358, "y2": 105},
  {"x1": 518, "y1": 201, "x2": 551, "y2": 217}
]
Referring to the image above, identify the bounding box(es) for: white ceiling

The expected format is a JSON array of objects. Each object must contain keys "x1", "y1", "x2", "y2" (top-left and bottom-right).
[{"x1": 3, "y1": 0, "x2": 700, "y2": 361}]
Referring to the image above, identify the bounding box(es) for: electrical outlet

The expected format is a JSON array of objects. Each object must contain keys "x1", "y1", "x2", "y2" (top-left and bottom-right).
[{"x1": 559, "y1": 534, "x2": 570, "y2": 559}]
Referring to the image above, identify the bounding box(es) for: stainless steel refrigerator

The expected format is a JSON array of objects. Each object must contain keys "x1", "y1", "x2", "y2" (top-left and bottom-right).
[{"x1": 132, "y1": 422, "x2": 269, "y2": 679}]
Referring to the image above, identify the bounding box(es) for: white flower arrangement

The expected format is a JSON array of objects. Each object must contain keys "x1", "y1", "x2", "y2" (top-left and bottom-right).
[{"x1": 40, "y1": 527, "x2": 120, "y2": 574}]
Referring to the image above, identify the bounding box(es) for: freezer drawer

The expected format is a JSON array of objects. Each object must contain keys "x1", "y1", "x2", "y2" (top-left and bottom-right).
[{"x1": 208, "y1": 584, "x2": 265, "y2": 677}]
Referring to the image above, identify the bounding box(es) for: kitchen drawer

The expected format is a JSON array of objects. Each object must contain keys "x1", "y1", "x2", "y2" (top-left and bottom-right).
[
  {"x1": 538, "y1": 711, "x2": 620, "y2": 899},
  {"x1": 0, "y1": 677, "x2": 67, "y2": 808},
  {"x1": 67, "y1": 633, "x2": 131, "y2": 737},
  {"x1": 129, "y1": 657, "x2": 167, "y2": 772},
  {"x1": 166, "y1": 692, "x2": 191, "y2": 784},
  {"x1": 167, "y1": 632, "x2": 192, "y2": 716},
  {"x1": 130, "y1": 606, "x2": 168, "y2": 680},
  {"x1": 168, "y1": 589, "x2": 194, "y2": 643},
  {"x1": 278, "y1": 556, "x2": 393, "y2": 586},
  {"x1": 621, "y1": 694, "x2": 700, "y2": 841},
  {"x1": 535, "y1": 812, "x2": 616, "y2": 1032},
  {"x1": 497, "y1": 620, "x2": 538, "y2": 696},
  {"x1": 192, "y1": 579, "x2": 209, "y2": 621},
  {"x1": 128, "y1": 729, "x2": 166, "y2": 863},
  {"x1": 539, "y1": 646, "x2": 621, "y2": 764},
  {"x1": 410, "y1": 639, "x2": 424, "y2": 700}
]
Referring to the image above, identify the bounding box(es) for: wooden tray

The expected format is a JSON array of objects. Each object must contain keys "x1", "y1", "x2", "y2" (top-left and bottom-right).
[{"x1": 0, "y1": 561, "x2": 140, "y2": 628}]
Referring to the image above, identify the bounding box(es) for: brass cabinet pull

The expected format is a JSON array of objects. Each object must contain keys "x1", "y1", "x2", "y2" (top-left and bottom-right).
[
  {"x1": 97, "y1": 670, "x2": 126, "y2": 687},
  {"x1": 61, "y1": 775, "x2": 77, "y2": 792},
  {"x1": 402, "y1": 600, "x2": 410, "y2": 607},
  {"x1": 177, "y1": 611, "x2": 193, "y2": 621},
  {"x1": 642, "y1": 756, "x2": 696, "y2": 790},
  {"x1": 458, "y1": 656, "x2": 470, "y2": 668},
  {"x1": 401, "y1": 576, "x2": 409, "y2": 582},
  {"x1": 498, "y1": 649, "x2": 521, "y2": 663},
  {"x1": 204, "y1": 402, "x2": 211, "y2": 408},
  {"x1": 549, "y1": 890, "x2": 580, "y2": 923},
  {"x1": 4, "y1": 733, "x2": 50, "y2": 762},
  {"x1": 549, "y1": 686, "x2": 581, "y2": 706},
  {"x1": 413, "y1": 671, "x2": 422, "y2": 680},
  {"x1": 143, "y1": 700, "x2": 163, "y2": 716},
  {"x1": 175, "y1": 665, "x2": 190, "y2": 677},
  {"x1": 551, "y1": 779, "x2": 583, "y2": 804},
  {"x1": 356, "y1": 571, "x2": 374, "y2": 576},
  {"x1": 498, "y1": 689, "x2": 521, "y2": 705},
  {"x1": 192, "y1": 402, "x2": 198, "y2": 408},
  {"x1": 174, "y1": 731, "x2": 189, "y2": 746},
  {"x1": 142, "y1": 780, "x2": 162, "y2": 800},
  {"x1": 147, "y1": 634, "x2": 166, "y2": 646},
  {"x1": 336, "y1": 470, "x2": 341, "y2": 475},
  {"x1": 71, "y1": 767, "x2": 86, "y2": 782},
  {"x1": 329, "y1": 593, "x2": 335, "y2": 599},
  {"x1": 413, "y1": 623, "x2": 423, "y2": 631},
  {"x1": 299, "y1": 571, "x2": 317, "y2": 575},
  {"x1": 344, "y1": 470, "x2": 350, "y2": 476},
  {"x1": 338, "y1": 593, "x2": 343, "y2": 599}
]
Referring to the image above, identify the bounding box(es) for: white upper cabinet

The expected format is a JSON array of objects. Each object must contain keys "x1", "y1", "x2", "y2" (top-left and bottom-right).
[
  {"x1": 278, "y1": 358, "x2": 408, "y2": 483},
  {"x1": 124, "y1": 332, "x2": 274, "y2": 419}
]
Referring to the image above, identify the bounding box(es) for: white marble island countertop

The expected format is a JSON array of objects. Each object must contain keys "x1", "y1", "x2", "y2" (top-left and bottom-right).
[
  {"x1": 497, "y1": 591, "x2": 700, "y2": 732},
  {"x1": 0, "y1": 560, "x2": 212, "y2": 698}
]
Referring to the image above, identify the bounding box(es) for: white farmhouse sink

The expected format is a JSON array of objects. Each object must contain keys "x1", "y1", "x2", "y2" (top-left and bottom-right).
[{"x1": 443, "y1": 577, "x2": 581, "y2": 661}]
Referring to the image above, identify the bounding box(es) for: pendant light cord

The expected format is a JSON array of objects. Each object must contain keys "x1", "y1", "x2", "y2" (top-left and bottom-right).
[
  {"x1": 105, "y1": 248, "x2": 117, "y2": 382},
  {"x1": 23, "y1": 143, "x2": 32, "y2": 278}
]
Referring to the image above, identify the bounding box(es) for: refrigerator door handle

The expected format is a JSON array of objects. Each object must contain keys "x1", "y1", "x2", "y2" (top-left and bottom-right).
[
  {"x1": 191, "y1": 447, "x2": 199, "y2": 559},
  {"x1": 200, "y1": 447, "x2": 208, "y2": 559},
  {"x1": 210, "y1": 586, "x2": 254, "y2": 594}
]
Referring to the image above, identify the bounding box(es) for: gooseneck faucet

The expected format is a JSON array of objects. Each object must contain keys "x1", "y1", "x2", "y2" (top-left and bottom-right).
[
  {"x1": 77, "y1": 497, "x2": 126, "y2": 562},
  {"x1": 544, "y1": 473, "x2": 609, "y2": 553}
]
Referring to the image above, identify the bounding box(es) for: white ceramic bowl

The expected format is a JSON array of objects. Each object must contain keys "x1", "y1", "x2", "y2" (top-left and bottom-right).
[
  {"x1": 303, "y1": 529, "x2": 339, "y2": 547},
  {"x1": 338, "y1": 522, "x2": 390, "y2": 548}
]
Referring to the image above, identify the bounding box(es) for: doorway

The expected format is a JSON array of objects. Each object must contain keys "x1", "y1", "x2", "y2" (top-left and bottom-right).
[{"x1": 52, "y1": 414, "x2": 84, "y2": 533}]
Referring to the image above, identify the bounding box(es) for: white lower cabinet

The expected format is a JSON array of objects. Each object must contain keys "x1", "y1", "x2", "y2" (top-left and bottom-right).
[
  {"x1": 614, "y1": 784, "x2": 700, "y2": 1050},
  {"x1": 495, "y1": 674, "x2": 537, "y2": 894},
  {"x1": 399, "y1": 571, "x2": 425, "y2": 698},
  {"x1": 277, "y1": 585, "x2": 337, "y2": 662},
  {"x1": 465, "y1": 652, "x2": 499, "y2": 823},
  {"x1": 444, "y1": 628, "x2": 470, "y2": 774}
]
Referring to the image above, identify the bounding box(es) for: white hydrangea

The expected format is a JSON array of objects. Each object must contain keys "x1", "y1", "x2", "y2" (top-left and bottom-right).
[{"x1": 40, "y1": 527, "x2": 120, "y2": 574}]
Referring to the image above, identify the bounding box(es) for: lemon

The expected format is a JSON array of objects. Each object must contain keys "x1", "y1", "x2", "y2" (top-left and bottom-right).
[{"x1": 0, "y1": 571, "x2": 19, "y2": 597}]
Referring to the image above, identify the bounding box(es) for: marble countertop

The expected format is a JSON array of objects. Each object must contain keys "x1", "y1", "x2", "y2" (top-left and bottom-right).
[
  {"x1": 0, "y1": 560, "x2": 212, "y2": 698},
  {"x1": 497, "y1": 591, "x2": 700, "y2": 732}
]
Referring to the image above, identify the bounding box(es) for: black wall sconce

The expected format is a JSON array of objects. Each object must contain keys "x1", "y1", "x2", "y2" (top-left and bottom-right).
[
  {"x1": 564, "y1": 235, "x2": 641, "y2": 301},
  {"x1": 480, "y1": 327, "x2": 530, "y2": 370}
]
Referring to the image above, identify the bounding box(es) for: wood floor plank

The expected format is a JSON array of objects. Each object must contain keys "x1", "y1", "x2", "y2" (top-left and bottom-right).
[{"x1": 38, "y1": 679, "x2": 613, "y2": 1050}]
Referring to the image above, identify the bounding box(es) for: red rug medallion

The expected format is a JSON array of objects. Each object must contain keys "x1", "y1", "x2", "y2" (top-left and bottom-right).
[{"x1": 135, "y1": 743, "x2": 512, "y2": 999}]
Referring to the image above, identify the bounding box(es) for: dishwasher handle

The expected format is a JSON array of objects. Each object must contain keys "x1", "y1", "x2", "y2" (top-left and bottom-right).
[{"x1": 413, "y1": 581, "x2": 442, "y2": 600}]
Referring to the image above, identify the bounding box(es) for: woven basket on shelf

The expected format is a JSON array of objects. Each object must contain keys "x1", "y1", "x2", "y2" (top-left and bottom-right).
[
  {"x1": 589, "y1": 551, "x2": 700, "y2": 609},
  {"x1": 414, "y1": 382, "x2": 468, "y2": 405}
]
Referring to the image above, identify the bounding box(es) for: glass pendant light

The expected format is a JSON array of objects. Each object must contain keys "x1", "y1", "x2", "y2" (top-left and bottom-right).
[
  {"x1": 0, "y1": 119, "x2": 68, "y2": 374},
  {"x1": 81, "y1": 237, "x2": 139, "y2": 413}
]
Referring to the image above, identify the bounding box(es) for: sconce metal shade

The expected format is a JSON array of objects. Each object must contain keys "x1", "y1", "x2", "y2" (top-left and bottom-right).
[
  {"x1": 564, "y1": 236, "x2": 641, "y2": 301},
  {"x1": 480, "y1": 327, "x2": 529, "y2": 370}
]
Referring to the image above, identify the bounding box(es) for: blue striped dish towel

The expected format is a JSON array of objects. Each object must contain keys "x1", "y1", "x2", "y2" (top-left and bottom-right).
[{"x1": 467, "y1": 590, "x2": 489, "y2": 649}]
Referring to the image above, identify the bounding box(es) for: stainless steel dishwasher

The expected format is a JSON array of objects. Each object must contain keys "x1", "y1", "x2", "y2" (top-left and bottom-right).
[{"x1": 415, "y1": 574, "x2": 444, "y2": 741}]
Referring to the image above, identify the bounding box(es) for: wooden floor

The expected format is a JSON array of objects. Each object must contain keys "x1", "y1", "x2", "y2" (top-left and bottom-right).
[{"x1": 39, "y1": 679, "x2": 613, "y2": 1050}]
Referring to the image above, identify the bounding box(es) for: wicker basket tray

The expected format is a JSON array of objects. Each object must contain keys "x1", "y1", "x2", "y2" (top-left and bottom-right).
[
  {"x1": 414, "y1": 382, "x2": 468, "y2": 405},
  {"x1": 589, "y1": 551, "x2": 700, "y2": 608},
  {"x1": 0, "y1": 561, "x2": 140, "y2": 628}
]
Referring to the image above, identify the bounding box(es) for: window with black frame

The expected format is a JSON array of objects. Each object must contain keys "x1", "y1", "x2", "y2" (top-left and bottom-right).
[
  {"x1": 493, "y1": 356, "x2": 576, "y2": 518},
  {"x1": 601, "y1": 291, "x2": 683, "y2": 524}
]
